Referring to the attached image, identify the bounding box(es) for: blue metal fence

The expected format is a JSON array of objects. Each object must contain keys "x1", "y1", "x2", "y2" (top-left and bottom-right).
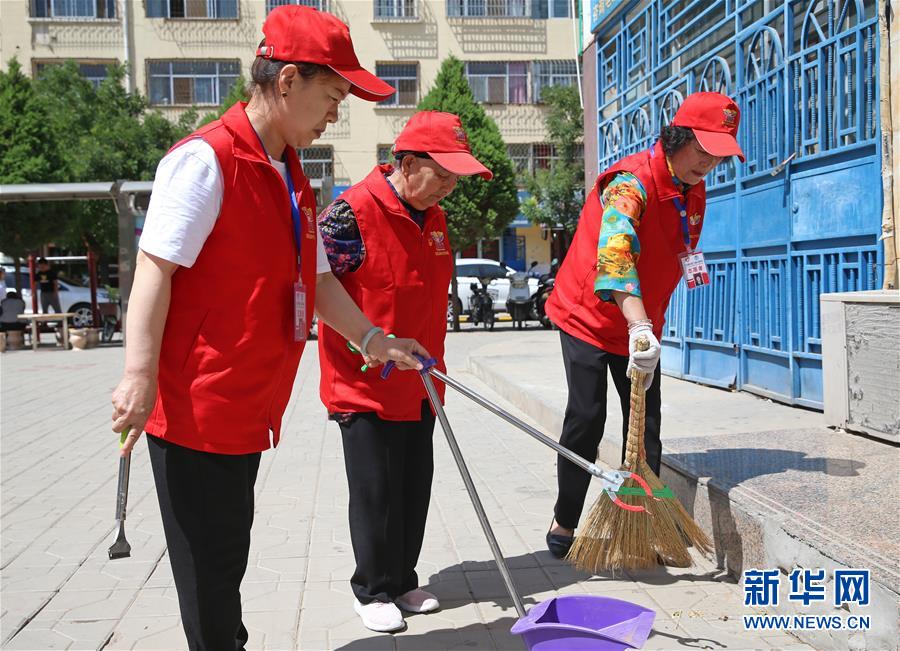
[{"x1": 594, "y1": 0, "x2": 882, "y2": 408}]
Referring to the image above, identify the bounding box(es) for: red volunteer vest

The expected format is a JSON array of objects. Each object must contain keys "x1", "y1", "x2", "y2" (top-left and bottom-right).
[
  {"x1": 318, "y1": 165, "x2": 453, "y2": 420},
  {"x1": 145, "y1": 103, "x2": 318, "y2": 454},
  {"x1": 546, "y1": 141, "x2": 706, "y2": 356}
]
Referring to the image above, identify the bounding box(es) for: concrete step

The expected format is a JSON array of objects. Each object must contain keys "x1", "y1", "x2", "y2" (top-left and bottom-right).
[{"x1": 465, "y1": 334, "x2": 899, "y2": 651}]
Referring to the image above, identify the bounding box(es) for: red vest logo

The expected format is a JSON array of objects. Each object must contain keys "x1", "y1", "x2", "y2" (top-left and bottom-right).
[
  {"x1": 689, "y1": 213, "x2": 702, "y2": 226},
  {"x1": 302, "y1": 206, "x2": 316, "y2": 238},
  {"x1": 430, "y1": 230, "x2": 449, "y2": 255}
]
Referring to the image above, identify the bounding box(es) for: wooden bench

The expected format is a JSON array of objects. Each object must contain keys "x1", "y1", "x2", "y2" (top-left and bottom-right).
[{"x1": 17, "y1": 313, "x2": 75, "y2": 351}]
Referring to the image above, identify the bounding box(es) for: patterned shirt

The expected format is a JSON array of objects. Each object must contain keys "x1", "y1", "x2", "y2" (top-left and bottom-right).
[
  {"x1": 594, "y1": 162, "x2": 688, "y2": 302},
  {"x1": 318, "y1": 174, "x2": 426, "y2": 277}
]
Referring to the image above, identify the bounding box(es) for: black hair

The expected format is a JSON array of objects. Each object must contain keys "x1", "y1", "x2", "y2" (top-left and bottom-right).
[
  {"x1": 660, "y1": 125, "x2": 695, "y2": 156},
  {"x1": 37, "y1": 257, "x2": 48, "y2": 264},
  {"x1": 250, "y1": 39, "x2": 331, "y2": 97}
]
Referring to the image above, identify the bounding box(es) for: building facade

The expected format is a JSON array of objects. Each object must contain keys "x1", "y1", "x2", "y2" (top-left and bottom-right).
[
  {"x1": 3, "y1": 0, "x2": 585, "y2": 270},
  {"x1": 580, "y1": 0, "x2": 894, "y2": 409}
]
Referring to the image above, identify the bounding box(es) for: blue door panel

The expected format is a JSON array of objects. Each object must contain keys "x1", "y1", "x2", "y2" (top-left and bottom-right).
[
  {"x1": 791, "y1": 160, "x2": 882, "y2": 241},
  {"x1": 740, "y1": 183, "x2": 791, "y2": 247},
  {"x1": 684, "y1": 341, "x2": 737, "y2": 388},
  {"x1": 594, "y1": 0, "x2": 882, "y2": 410},
  {"x1": 700, "y1": 194, "x2": 738, "y2": 252}
]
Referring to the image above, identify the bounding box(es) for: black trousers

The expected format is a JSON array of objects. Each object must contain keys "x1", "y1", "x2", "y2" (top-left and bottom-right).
[
  {"x1": 148, "y1": 434, "x2": 260, "y2": 651},
  {"x1": 554, "y1": 330, "x2": 662, "y2": 531},
  {"x1": 339, "y1": 400, "x2": 435, "y2": 604}
]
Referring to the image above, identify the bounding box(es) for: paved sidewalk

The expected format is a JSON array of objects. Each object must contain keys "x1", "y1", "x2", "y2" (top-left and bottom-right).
[{"x1": 1, "y1": 332, "x2": 807, "y2": 650}]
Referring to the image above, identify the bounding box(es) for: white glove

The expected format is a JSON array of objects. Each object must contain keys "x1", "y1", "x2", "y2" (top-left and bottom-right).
[{"x1": 627, "y1": 320, "x2": 660, "y2": 390}]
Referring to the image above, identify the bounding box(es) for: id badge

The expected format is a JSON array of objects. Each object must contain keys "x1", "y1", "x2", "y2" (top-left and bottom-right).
[
  {"x1": 293, "y1": 282, "x2": 307, "y2": 342},
  {"x1": 679, "y1": 250, "x2": 710, "y2": 290}
]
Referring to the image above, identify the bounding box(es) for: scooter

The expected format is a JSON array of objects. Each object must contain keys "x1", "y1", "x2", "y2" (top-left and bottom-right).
[
  {"x1": 468, "y1": 280, "x2": 494, "y2": 330},
  {"x1": 533, "y1": 273, "x2": 555, "y2": 329},
  {"x1": 505, "y1": 271, "x2": 532, "y2": 330}
]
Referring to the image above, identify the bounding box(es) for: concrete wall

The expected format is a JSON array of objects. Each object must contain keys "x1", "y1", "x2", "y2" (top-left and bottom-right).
[{"x1": 889, "y1": 0, "x2": 900, "y2": 289}]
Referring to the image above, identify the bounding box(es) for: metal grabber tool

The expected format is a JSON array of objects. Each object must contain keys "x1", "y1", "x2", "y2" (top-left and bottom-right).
[
  {"x1": 108, "y1": 428, "x2": 132, "y2": 560},
  {"x1": 380, "y1": 358, "x2": 660, "y2": 513},
  {"x1": 382, "y1": 356, "x2": 528, "y2": 617}
]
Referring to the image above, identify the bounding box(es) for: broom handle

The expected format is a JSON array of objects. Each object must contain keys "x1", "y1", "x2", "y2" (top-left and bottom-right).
[
  {"x1": 420, "y1": 371, "x2": 527, "y2": 618},
  {"x1": 625, "y1": 338, "x2": 649, "y2": 468},
  {"x1": 428, "y1": 367, "x2": 624, "y2": 485}
]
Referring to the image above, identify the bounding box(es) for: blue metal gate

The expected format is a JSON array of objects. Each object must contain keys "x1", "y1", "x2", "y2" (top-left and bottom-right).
[{"x1": 592, "y1": 0, "x2": 883, "y2": 409}]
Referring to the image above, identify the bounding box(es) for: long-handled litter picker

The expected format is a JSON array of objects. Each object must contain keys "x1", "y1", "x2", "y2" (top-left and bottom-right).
[
  {"x1": 108, "y1": 429, "x2": 132, "y2": 560},
  {"x1": 379, "y1": 356, "x2": 660, "y2": 649}
]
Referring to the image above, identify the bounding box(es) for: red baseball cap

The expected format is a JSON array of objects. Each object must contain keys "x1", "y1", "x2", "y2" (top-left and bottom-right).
[
  {"x1": 394, "y1": 112, "x2": 493, "y2": 180},
  {"x1": 671, "y1": 91, "x2": 745, "y2": 162},
  {"x1": 258, "y1": 5, "x2": 394, "y2": 102}
]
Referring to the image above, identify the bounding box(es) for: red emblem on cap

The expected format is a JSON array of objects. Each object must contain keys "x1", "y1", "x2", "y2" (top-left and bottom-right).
[
  {"x1": 453, "y1": 127, "x2": 468, "y2": 144},
  {"x1": 722, "y1": 107, "x2": 738, "y2": 128}
]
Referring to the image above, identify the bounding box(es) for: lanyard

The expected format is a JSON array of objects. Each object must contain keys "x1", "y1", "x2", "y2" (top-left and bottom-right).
[
  {"x1": 283, "y1": 163, "x2": 303, "y2": 272},
  {"x1": 249, "y1": 125, "x2": 303, "y2": 272},
  {"x1": 671, "y1": 194, "x2": 692, "y2": 252}
]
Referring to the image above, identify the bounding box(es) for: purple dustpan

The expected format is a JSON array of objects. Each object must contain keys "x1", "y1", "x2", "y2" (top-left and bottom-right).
[{"x1": 510, "y1": 595, "x2": 656, "y2": 651}]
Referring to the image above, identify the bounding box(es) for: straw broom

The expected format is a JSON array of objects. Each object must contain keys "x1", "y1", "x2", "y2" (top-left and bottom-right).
[{"x1": 567, "y1": 337, "x2": 712, "y2": 571}]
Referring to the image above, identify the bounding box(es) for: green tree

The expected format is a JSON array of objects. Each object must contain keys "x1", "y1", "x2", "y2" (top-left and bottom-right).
[
  {"x1": 417, "y1": 55, "x2": 519, "y2": 330},
  {"x1": 0, "y1": 59, "x2": 68, "y2": 277},
  {"x1": 31, "y1": 62, "x2": 194, "y2": 255},
  {"x1": 520, "y1": 84, "x2": 585, "y2": 259}
]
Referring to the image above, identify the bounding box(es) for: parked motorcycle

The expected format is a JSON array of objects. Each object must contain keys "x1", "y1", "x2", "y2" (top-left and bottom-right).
[
  {"x1": 468, "y1": 280, "x2": 494, "y2": 330},
  {"x1": 505, "y1": 272, "x2": 532, "y2": 330},
  {"x1": 533, "y1": 263, "x2": 558, "y2": 329}
]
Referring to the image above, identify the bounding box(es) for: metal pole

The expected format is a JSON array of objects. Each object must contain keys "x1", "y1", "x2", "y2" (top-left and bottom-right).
[
  {"x1": 27, "y1": 255, "x2": 38, "y2": 314},
  {"x1": 88, "y1": 249, "x2": 99, "y2": 328},
  {"x1": 420, "y1": 372, "x2": 527, "y2": 618},
  {"x1": 112, "y1": 181, "x2": 137, "y2": 338},
  {"x1": 429, "y1": 367, "x2": 620, "y2": 484}
]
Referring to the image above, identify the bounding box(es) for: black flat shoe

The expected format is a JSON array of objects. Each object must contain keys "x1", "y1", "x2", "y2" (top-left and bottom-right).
[{"x1": 546, "y1": 530, "x2": 575, "y2": 559}]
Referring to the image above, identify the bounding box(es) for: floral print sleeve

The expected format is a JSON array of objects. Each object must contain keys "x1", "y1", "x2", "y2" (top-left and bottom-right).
[
  {"x1": 317, "y1": 200, "x2": 365, "y2": 277},
  {"x1": 594, "y1": 172, "x2": 648, "y2": 302}
]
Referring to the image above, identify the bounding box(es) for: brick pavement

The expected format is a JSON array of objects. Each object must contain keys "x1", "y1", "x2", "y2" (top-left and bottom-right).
[{"x1": 1, "y1": 331, "x2": 808, "y2": 650}]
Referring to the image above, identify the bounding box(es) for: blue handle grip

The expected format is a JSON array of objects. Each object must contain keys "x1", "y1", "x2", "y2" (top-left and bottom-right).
[{"x1": 380, "y1": 353, "x2": 437, "y2": 379}]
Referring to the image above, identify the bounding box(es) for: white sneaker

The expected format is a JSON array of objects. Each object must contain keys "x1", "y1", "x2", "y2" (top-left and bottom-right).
[
  {"x1": 353, "y1": 599, "x2": 405, "y2": 632},
  {"x1": 395, "y1": 588, "x2": 440, "y2": 613}
]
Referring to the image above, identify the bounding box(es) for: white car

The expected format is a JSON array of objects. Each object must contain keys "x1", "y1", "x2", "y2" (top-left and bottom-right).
[
  {"x1": 449, "y1": 258, "x2": 539, "y2": 317},
  {"x1": 2, "y1": 266, "x2": 112, "y2": 328}
]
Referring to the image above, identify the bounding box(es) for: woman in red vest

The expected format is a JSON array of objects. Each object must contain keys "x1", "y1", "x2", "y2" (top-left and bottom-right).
[
  {"x1": 109, "y1": 6, "x2": 429, "y2": 649},
  {"x1": 318, "y1": 111, "x2": 492, "y2": 633},
  {"x1": 543, "y1": 92, "x2": 744, "y2": 559}
]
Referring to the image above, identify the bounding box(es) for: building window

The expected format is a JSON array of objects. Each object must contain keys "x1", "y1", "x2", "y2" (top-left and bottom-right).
[
  {"x1": 148, "y1": 60, "x2": 240, "y2": 106},
  {"x1": 376, "y1": 63, "x2": 418, "y2": 107},
  {"x1": 34, "y1": 60, "x2": 113, "y2": 88},
  {"x1": 374, "y1": 0, "x2": 416, "y2": 19},
  {"x1": 530, "y1": 0, "x2": 571, "y2": 18},
  {"x1": 31, "y1": 0, "x2": 115, "y2": 19},
  {"x1": 299, "y1": 146, "x2": 334, "y2": 180},
  {"x1": 146, "y1": 0, "x2": 238, "y2": 18},
  {"x1": 507, "y1": 143, "x2": 556, "y2": 175},
  {"x1": 377, "y1": 145, "x2": 394, "y2": 165},
  {"x1": 266, "y1": 0, "x2": 328, "y2": 13},
  {"x1": 447, "y1": 0, "x2": 528, "y2": 18},
  {"x1": 533, "y1": 60, "x2": 578, "y2": 102},
  {"x1": 466, "y1": 62, "x2": 528, "y2": 104},
  {"x1": 507, "y1": 142, "x2": 583, "y2": 175}
]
